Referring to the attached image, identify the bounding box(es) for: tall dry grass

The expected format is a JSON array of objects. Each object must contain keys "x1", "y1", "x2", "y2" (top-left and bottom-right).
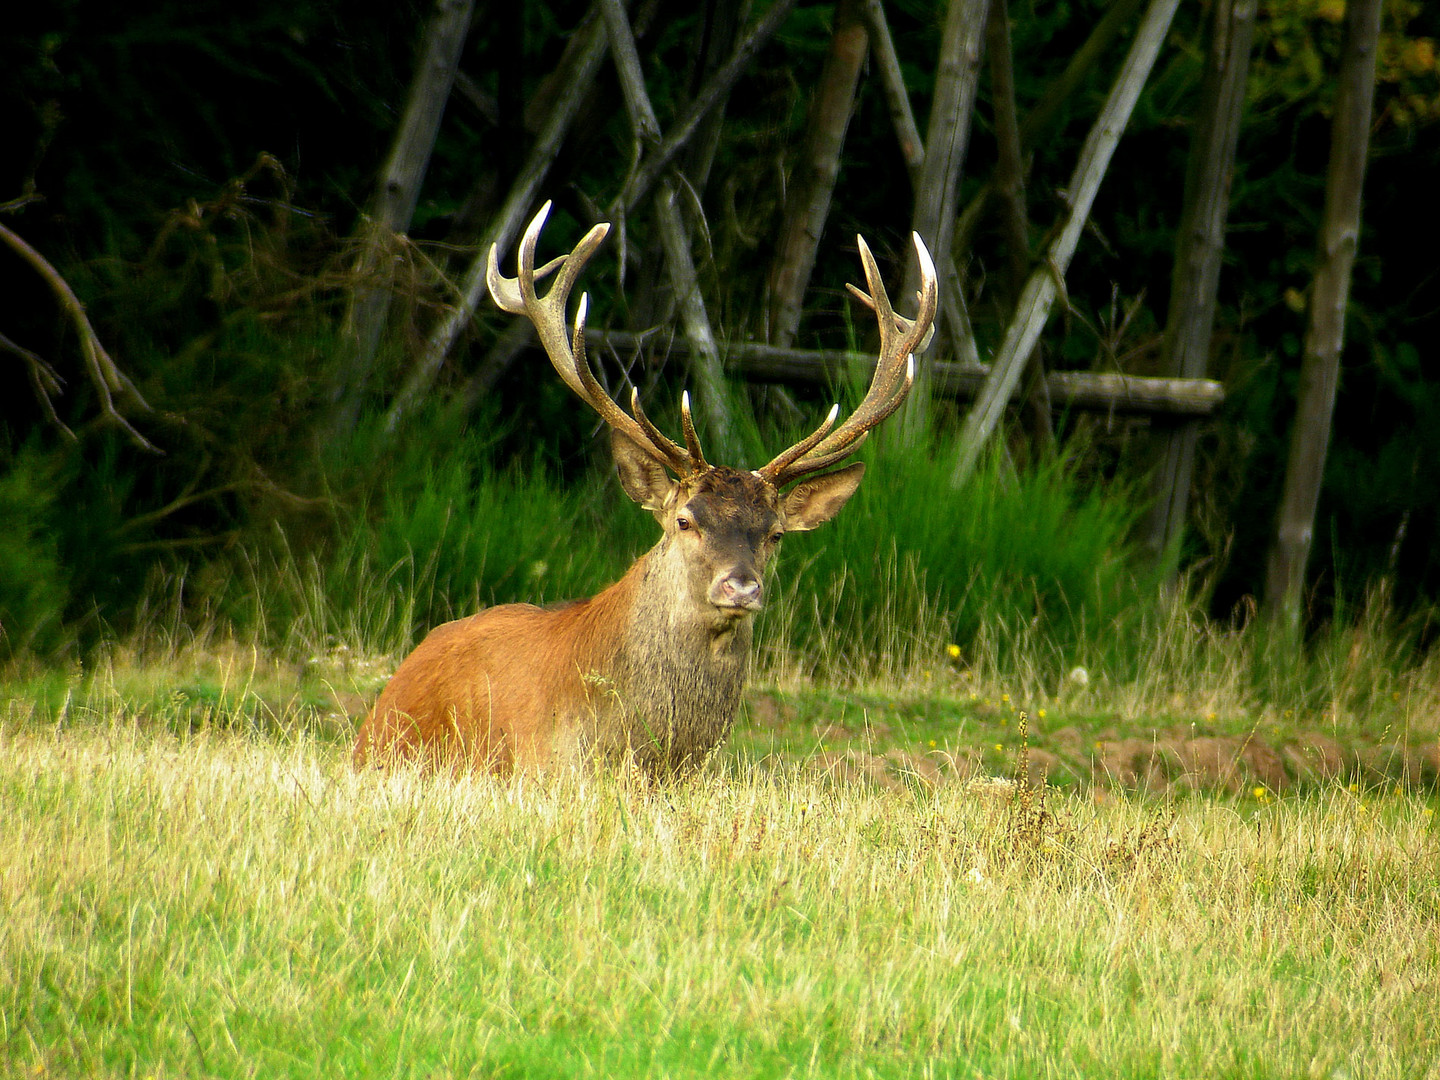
[{"x1": 3, "y1": 704, "x2": 1437, "y2": 1078}]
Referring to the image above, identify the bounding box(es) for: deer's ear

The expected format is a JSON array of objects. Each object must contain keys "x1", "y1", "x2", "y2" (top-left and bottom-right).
[
  {"x1": 613, "y1": 430, "x2": 676, "y2": 512},
  {"x1": 782, "y1": 462, "x2": 865, "y2": 532}
]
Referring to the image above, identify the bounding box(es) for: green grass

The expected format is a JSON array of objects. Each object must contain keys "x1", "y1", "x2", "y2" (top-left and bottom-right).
[
  {"x1": 3, "y1": 674, "x2": 1439, "y2": 1079},
  {"x1": 6, "y1": 398, "x2": 1439, "y2": 1077}
]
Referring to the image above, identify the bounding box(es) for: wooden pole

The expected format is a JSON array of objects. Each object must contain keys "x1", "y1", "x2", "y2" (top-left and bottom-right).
[
  {"x1": 1143, "y1": 0, "x2": 1256, "y2": 579},
  {"x1": 1263, "y1": 0, "x2": 1384, "y2": 632},
  {"x1": 387, "y1": 7, "x2": 610, "y2": 432},
  {"x1": 587, "y1": 330, "x2": 1225, "y2": 416},
  {"x1": 949, "y1": 0, "x2": 1181, "y2": 485}
]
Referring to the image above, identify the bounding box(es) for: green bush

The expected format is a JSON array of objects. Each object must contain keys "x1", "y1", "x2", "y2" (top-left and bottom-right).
[
  {"x1": 0, "y1": 444, "x2": 70, "y2": 659},
  {"x1": 758, "y1": 429, "x2": 1148, "y2": 683}
]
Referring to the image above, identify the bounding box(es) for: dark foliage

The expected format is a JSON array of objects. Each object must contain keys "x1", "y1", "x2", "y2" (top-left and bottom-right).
[{"x1": 1, "y1": 0, "x2": 1436, "y2": 660}]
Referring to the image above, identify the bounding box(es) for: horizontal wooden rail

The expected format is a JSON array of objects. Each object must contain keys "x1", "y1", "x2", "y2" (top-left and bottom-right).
[{"x1": 587, "y1": 330, "x2": 1225, "y2": 418}]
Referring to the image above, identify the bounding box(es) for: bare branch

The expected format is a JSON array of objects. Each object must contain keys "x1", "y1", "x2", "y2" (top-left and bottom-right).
[{"x1": 0, "y1": 221, "x2": 158, "y2": 452}]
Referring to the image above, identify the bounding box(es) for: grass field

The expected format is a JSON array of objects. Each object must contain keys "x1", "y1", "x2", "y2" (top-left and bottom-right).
[{"x1": 3, "y1": 661, "x2": 1438, "y2": 1079}]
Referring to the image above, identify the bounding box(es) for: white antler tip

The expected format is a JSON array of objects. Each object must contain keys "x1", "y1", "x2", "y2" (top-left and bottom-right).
[
  {"x1": 681, "y1": 390, "x2": 692, "y2": 410},
  {"x1": 827, "y1": 403, "x2": 840, "y2": 422},
  {"x1": 524, "y1": 201, "x2": 550, "y2": 247},
  {"x1": 911, "y1": 232, "x2": 935, "y2": 279}
]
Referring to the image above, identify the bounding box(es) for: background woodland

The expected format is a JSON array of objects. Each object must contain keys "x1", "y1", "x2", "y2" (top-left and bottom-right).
[{"x1": 2, "y1": 0, "x2": 1438, "y2": 689}]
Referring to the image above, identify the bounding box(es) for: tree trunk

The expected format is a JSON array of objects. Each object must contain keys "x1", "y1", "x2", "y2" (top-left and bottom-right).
[
  {"x1": 950, "y1": 0, "x2": 1181, "y2": 485},
  {"x1": 766, "y1": 0, "x2": 869, "y2": 349},
  {"x1": 386, "y1": 6, "x2": 610, "y2": 432},
  {"x1": 330, "y1": 0, "x2": 474, "y2": 435},
  {"x1": 897, "y1": 0, "x2": 990, "y2": 442},
  {"x1": 859, "y1": 0, "x2": 924, "y2": 189},
  {"x1": 986, "y1": 0, "x2": 1052, "y2": 455},
  {"x1": 952, "y1": 0, "x2": 1147, "y2": 267},
  {"x1": 598, "y1": 0, "x2": 735, "y2": 452},
  {"x1": 1263, "y1": 0, "x2": 1384, "y2": 632},
  {"x1": 1143, "y1": 0, "x2": 1255, "y2": 579}
]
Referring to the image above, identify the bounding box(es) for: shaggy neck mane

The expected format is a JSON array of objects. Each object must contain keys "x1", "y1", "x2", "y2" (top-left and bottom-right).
[{"x1": 560, "y1": 536, "x2": 752, "y2": 769}]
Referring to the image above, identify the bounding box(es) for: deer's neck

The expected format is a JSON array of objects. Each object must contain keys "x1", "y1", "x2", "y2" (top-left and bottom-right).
[{"x1": 584, "y1": 538, "x2": 752, "y2": 769}]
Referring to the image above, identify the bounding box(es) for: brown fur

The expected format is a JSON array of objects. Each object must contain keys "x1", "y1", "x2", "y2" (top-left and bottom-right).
[{"x1": 352, "y1": 444, "x2": 865, "y2": 776}]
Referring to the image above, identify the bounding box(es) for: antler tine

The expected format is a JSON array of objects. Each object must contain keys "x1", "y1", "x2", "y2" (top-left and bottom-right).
[
  {"x1": 754, "y1": 403, "x2": 839, "y2": 482},
  {"x1": 759, "y1": 233, "x2": 938, "y2": 487},
  {"x1": 488, "y1": 202, "x2": 709, "y2": 478},
  {"x1": 679, "y1": 393, "x2": 711, "y2": 473},
  {"x1": 630, "y1": 388, "x2": 691, "y2": 474}
]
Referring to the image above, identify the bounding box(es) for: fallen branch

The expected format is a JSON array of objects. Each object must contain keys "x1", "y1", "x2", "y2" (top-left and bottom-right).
[
  {"x1": 588, "y1": 330, "x2": 1224, "y2": 417},
  {"x1": 1, "y1": 221, "x2": 158, "y2": 452}
]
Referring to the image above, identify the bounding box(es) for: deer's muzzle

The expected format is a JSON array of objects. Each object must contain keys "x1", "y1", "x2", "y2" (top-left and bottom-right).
[{"x1": 710, "y1": 570, "x2": 763, "y2": 613}]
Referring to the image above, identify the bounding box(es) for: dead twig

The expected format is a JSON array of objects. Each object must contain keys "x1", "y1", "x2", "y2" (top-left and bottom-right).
[{"x1": 0, "y1": 221, "x2": 159, "y2": 452}]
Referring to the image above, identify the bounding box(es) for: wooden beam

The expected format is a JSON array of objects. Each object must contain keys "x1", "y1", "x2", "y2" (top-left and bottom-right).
[{"x1": 586, "y1": 331, "x2": 1224, "y2": 417}]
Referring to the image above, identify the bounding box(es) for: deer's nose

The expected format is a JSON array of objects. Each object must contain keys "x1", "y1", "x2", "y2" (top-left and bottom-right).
[{"x1": 711, "y1": 571, "x2": 763, "y2": 611}]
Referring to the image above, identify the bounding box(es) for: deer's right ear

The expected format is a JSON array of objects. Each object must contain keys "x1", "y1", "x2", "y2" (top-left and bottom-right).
[{"x1": 612, "y1": 430, "x2": 676, "y2": 512}]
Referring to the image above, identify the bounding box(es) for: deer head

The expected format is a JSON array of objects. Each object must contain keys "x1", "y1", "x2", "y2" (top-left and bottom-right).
[{"x1": 486, "y1": 202, "x2": 938, "y2": 630}]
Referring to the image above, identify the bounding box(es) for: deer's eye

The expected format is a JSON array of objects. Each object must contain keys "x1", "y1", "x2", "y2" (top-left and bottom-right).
[{"x1": 676, "y1": 515, "x2": 694, "y2": 532}]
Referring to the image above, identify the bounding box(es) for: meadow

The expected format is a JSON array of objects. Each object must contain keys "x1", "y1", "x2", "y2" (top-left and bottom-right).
[
  {"x1": 5, "y1": 424, "x2": 1439, "y2": 1078},
  {"x1": 2, "y1": 645, "x2": 1438, "y2": 1079}
]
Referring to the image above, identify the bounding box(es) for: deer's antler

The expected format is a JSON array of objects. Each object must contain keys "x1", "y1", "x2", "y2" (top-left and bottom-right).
[
  {"x1": 487, "y1": 202, "x2": 706, "y2": 478},
  {"x1": 488, "y1": 206, "x2": 938, "y2": 489},
  {"x1": 756, "y1": 233, "x2": 938, "y2": 487}
]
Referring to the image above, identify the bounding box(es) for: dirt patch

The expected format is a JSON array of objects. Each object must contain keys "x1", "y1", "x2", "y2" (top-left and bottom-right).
[
  {"x1": 803, "y1": 730, "x2": 1439, "y2": 796},
  {"x1": 742, "y1": 691, "x2": 1438, "y2": 796},
  {"x1": 1064, "y1": 730, "x2": 1438, "y2": 795}
]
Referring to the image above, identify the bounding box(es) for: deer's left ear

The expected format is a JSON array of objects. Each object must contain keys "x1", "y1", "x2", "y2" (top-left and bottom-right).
[
  {"x1": 781, "y1": 462, "x2": 866, "y2": 532},
  {"x1": 612, "y1": 429, "x2": 677, "y2": 513}
]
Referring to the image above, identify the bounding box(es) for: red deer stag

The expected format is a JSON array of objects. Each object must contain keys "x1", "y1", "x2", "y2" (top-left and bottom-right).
[{"x1": 353, "y1": 203, "x2": 937, "y2": 775}]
